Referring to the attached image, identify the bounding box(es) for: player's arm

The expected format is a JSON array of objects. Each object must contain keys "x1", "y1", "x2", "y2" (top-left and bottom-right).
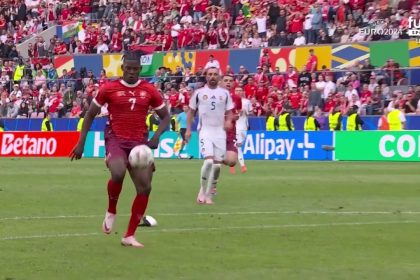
[
  {"x1": 70, "y1": 101, "x2": 101, "y2": 160},
  {"x1": 148, "y1": 106, "x2": 170, "y2": 149},
  {"x1": 225, "y1": 109, "x2": 235, "y2": 122}
]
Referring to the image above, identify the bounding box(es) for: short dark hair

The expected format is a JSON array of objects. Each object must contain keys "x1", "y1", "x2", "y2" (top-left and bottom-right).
[{"x1": 122, "y1": 51, "x2": 143, "y2": 63}]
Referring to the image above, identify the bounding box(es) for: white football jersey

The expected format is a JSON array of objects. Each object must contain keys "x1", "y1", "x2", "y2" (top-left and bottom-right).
[
  {"x1": 237, "y1": 98, "x2": 252, "y2": 131},
  {"x1": 189, "y1": 85, "x2": 234, "y2": 136}
]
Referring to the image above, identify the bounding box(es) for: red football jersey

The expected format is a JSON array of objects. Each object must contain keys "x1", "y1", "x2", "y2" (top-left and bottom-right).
[
  {"x1": 289, "y1": 92, "x2": 302, "y2": 109},
  {"x1": 94, "y1": 80, "x2": 164, "y2": 141},
  {"x1": 227, "y1": 93, "x2": 242, "y2": 140}
]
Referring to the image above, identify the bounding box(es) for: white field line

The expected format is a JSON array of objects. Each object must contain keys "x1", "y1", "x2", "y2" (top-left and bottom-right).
[
  {"x1": 2, "y1": 211, "x2": 420, "y2": 222},
  {"x1": 0, "y1": 220, "x2": 416, "y2": 241}
]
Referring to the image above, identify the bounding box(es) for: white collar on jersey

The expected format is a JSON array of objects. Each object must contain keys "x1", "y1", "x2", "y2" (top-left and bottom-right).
[{"x1": 119, "y1": 79, "x2": 142, "y2": 88}]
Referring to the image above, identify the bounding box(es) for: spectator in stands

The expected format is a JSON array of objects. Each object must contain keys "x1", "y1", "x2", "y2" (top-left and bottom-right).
[
  {"x1": 16, "y1": 100, "x2": 29, "y2": 118},
  {"x1": 1, "y1": 0, "x2": 418, "y2": 123}
]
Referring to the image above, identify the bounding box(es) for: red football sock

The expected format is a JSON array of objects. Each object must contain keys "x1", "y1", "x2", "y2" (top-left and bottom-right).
[
  {"x1": 125, "y1": 194, "x2": 149, "y2": 238},
  {"x1": 107, "y1": 179, "x2": 123, "y2": 214}
]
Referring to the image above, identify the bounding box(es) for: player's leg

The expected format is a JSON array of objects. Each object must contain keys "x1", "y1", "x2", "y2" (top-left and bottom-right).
[
  {"x1": 223, "y1": 137, "x2": 238, "y2": 174},
  {"x1": 205, "y1": 139, "x2": 226, "y2": 204},
  {"x1": 102, "y1": 141, "x2": 127, "y2": 234},
  {"x1": 237, "y1": 130, "x2": 247, "y2": 173},
  {"x1": 198, "y1": 137, "x2": 214, "y2": 204},
  {"x1": 212, "y1": 139, "x2": 236, "y2": 195},
  {"x1": 121, "y1": 164, "x2": 154, "y2": 248}
]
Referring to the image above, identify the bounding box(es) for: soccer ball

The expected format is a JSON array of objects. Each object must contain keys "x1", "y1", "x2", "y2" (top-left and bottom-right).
[
  {"x1": 128, "y1": 145, "x2": 154, "y2": 169},
  {"x1": 142, "y1": 215, "x2": 158, "y2": 227}
]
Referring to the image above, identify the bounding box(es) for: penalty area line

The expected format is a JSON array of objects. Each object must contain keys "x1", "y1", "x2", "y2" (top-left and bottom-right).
[
  {"x1": 0, "y1": 220, "x2": 416, "y2": 241},
  {"x1": 2, "y1": 210, "x2": 420, "y2": 221}
]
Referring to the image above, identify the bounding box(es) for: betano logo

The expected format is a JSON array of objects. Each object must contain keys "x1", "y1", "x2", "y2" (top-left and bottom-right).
[{"x1": 0, "y1": 133, "x2": 57, "y2": 155}]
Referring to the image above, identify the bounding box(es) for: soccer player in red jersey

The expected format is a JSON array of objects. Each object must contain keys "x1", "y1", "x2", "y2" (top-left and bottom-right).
[
  {"x1": 222, "y1": 74, "x2": 242, "y2": 168},
  {"x1": 70, "y1": 52, "x2": 170, "y2": 248}
]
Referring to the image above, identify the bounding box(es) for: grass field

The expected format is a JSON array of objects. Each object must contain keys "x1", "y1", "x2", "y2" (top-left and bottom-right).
[{"x1": 1, "y1": 158, "x2": 420, "y2": 280}]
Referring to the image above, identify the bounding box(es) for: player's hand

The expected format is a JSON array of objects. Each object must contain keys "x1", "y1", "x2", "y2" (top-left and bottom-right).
[
  {"x1": 70, "y1": 142, "x2": 84, "y2": 161},
  {"x1": 147, "y1": 137, "x2": 159, "y2": 150},
  {"x1": 185, "y1": 129, "x2": 191, "y2": 144}
]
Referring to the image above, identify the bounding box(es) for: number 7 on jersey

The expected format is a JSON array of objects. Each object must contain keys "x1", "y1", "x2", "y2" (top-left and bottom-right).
[{"x1": 129, "y1": 98, "x2": 136, "y2": 110}]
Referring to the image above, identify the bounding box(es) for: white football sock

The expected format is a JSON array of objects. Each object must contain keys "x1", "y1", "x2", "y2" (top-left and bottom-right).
[
  {"x1": 200, "y1": 159, "x2": 213, "y2": 192},
  {"x1": 238, "y1": 147, "x2": 245, "y2": 167},
  {"x1": 207, "y1": 163, "x2": 221, "y2": 196}
]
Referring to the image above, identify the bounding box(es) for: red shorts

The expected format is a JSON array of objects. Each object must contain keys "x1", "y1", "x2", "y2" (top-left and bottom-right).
[
  {"x1": 104, "y1": 128, "x2": 151, "y2": 169},
  {"x1": 226, "y1": 135, "x2": 238, "y2": 153}
]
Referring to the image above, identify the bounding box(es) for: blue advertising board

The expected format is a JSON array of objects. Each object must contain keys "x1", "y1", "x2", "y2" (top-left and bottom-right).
[
  {"x1": 83, "y1": 131, "x2": 200, "y2": 159},
  {"x1": 242, "y1": 131, "x2": 334, "y2": 160}
]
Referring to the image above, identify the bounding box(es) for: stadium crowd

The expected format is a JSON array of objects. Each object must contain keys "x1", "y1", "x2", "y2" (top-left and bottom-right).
[{"x1": 0, "y1": 0, "x2": 420, "y2": 121}]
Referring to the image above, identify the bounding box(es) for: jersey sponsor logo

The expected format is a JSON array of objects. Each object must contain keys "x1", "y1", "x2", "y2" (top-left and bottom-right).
[
  {"x1": 211, "y1": 96, "x2": 216, "y2": 99},
  {"x1": 128, "y1": 90, "x2": 136, "y2": 96}
]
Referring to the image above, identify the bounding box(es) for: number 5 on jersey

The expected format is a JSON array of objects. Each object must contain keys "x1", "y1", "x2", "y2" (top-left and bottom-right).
[
  {"x1": 129, "y1": 98, "x2": 136, "y2": 110},
  {"x1": 211, "y1": 101, "x2": 215, "y2": 110}
]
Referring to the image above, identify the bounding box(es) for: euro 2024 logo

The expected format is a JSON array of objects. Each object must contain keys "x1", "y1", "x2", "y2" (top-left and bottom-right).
[{"x1": 360, "y1": 19, "x2": 402, "y2": 37}]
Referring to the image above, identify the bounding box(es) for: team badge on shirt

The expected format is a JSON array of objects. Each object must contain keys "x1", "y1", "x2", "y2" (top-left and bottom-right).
[
  {"x1": 203, "y1": 95, "x2": 208, "y2": 100},
  {"x1": 139, "y1": 91, "x2": 147, "y2": 99},
  {"x1": 117, "y1": 91, "x2": 125, "y2": 96}
]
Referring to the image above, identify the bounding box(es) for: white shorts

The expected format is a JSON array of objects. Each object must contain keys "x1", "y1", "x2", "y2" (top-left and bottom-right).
[
  {"x1": 236, "y1": 130, "x2": 247, "y2": 145},
  {"x1": 199, "y1": 136, "x2": 226, "y2": 162}
]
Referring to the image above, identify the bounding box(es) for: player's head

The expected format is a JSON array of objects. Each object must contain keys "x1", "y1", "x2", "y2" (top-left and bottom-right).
[
  {"x1": 206, "y1": 67, "x2": 220, "y2": 88},
  {"x1": 222, "y1": 74, "x2": 234, "y2": 90},
  {"x1": 121, "y1": 51, "x2": 142, "y2": 84},
  {"x1": 183, "y1": 104, "x2": 189, "y2": 112}
]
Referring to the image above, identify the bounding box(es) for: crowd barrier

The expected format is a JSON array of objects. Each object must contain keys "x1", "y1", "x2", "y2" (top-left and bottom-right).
[
  {"x1": 1, "y1": 131, "x2": 419, "y2": 162},
  {"x1": 2, "y1": 116, "x2": 420, "y2": 132},
  {"x1": 52, "y1": 39, "x2": 420, "y2": 84}
]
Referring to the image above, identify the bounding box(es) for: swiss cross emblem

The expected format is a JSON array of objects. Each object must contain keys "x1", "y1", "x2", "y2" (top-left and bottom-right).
[{"x1": 139, "y1": 91, "x2": 147, "y2": 99}]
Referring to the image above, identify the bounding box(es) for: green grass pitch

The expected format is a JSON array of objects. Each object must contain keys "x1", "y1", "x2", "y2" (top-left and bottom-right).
[{"x1": 1, "y1": 158, "x2": 420, "y2": 280}]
